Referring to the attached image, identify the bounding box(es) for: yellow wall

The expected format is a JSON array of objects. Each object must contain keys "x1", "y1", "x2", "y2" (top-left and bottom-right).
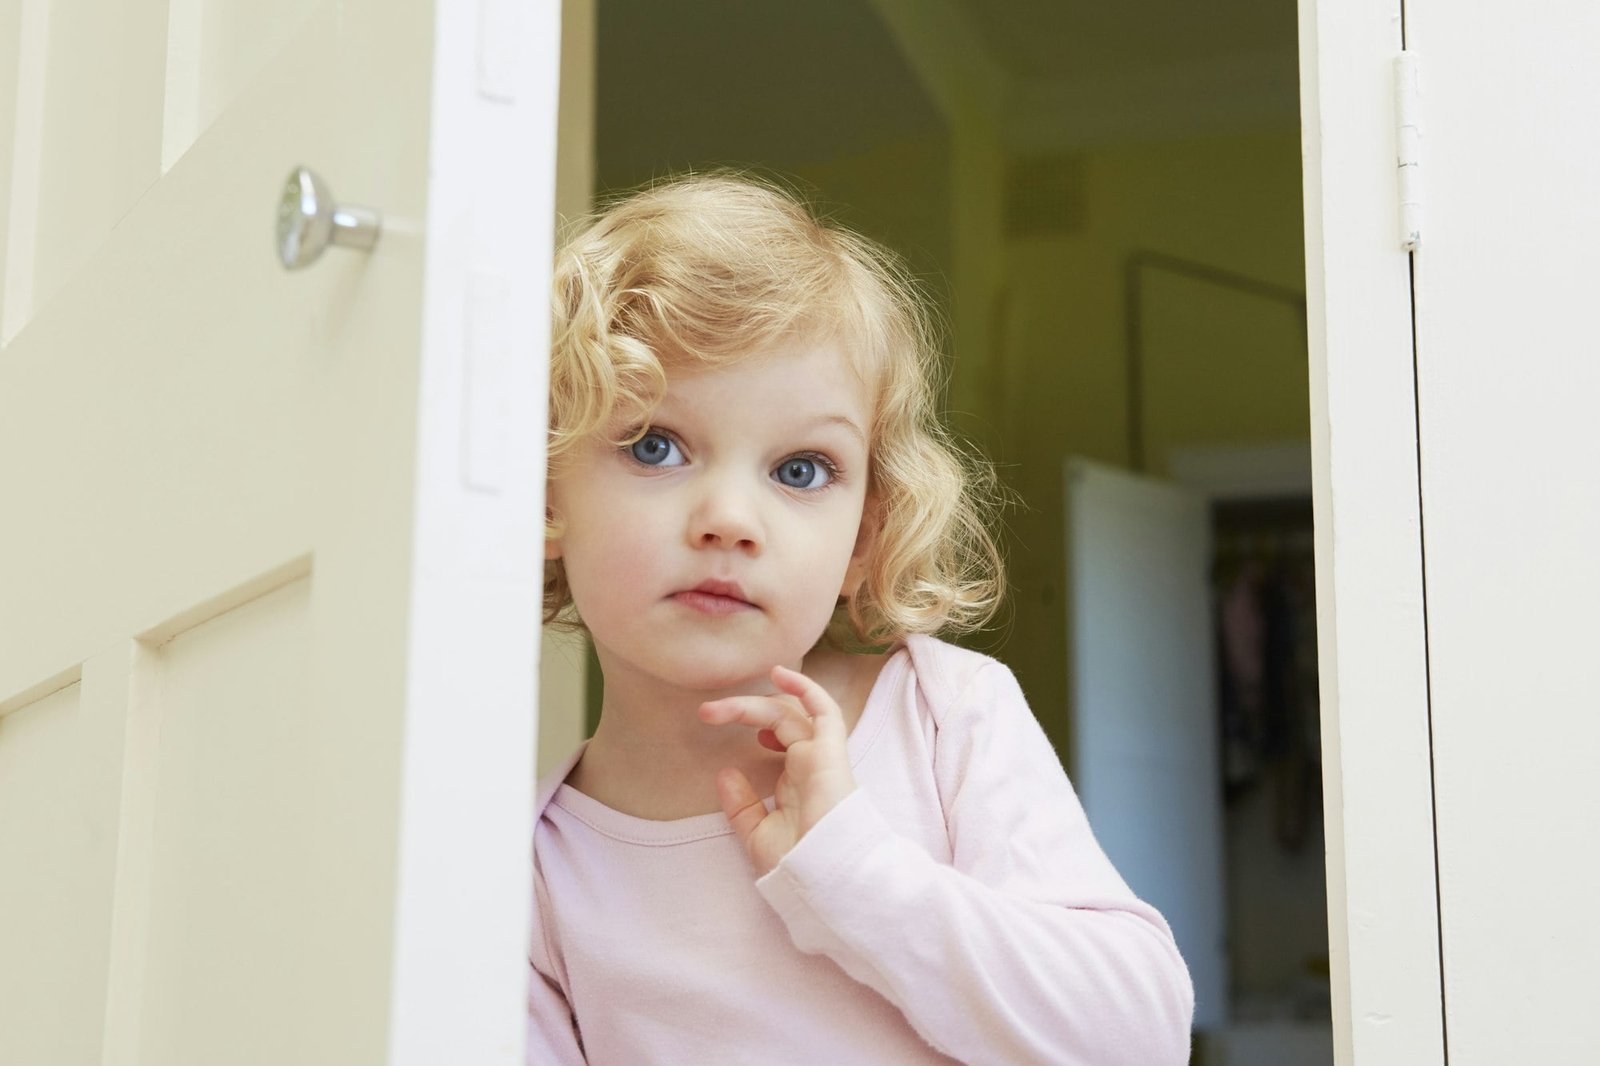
[
  {"x1": 540, "y1": 0, "x2": 596, "y2": 775},
  {"x1": 785, "y1": 135, "x2": 954, "y2": 309},
  {"x1": 997, "y1": 130, "x2": 1309, "y2": 754}
]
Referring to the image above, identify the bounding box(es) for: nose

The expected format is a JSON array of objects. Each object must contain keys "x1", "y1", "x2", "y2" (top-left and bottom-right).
[{"x1": 687, "y1": 473, "x2": 764, "y2": 554}]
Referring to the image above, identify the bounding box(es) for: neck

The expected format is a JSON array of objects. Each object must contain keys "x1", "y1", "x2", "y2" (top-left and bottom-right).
[
  {"x1": 570, "y1": 655, "x2": 793, "y2": 820},
  {"x1": 567, "y1": 644, "x2": 890, "y2": 821}
]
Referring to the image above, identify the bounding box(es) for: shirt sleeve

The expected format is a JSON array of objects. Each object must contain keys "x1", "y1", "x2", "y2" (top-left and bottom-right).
[
  {"x1": 527, "y1": 857, "x2": 587, "y2": 1066},
  {"x1": 755, "y1": 659, "x2": 1195, "y2": 1066},
  {"x1": 526, "y1": 961, "x2": 586, "y2": 1065}
]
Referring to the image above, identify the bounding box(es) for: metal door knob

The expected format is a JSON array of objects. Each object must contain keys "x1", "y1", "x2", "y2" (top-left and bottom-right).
[{"x1": 276, "y1": 166, "x2": 381, "y2": 270}]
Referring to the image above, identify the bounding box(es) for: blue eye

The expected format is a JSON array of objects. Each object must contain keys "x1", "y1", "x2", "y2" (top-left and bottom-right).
[
  {"x1": 630, "y1": 432, "x2": 683, "y2": 466},
  {"x1": 773, "y1": 455, "x2": 833, "y2": 489}
]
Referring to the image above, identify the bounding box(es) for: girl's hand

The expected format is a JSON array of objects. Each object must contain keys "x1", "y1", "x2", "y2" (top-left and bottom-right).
[{"x1": 698, "y1": 664, "x2": 857, "y2": 876}]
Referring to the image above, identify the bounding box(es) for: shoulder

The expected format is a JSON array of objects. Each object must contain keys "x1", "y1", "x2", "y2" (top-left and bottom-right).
[
  {"x1": 534, "y1": 743, "x2": 587, "y2": 825},
  {"x1": 529, "y1": 745, "x2": 585, "y2": 978},
  {"x1": 901, "y1": 634, "x2": 1021, "y2": 726}
]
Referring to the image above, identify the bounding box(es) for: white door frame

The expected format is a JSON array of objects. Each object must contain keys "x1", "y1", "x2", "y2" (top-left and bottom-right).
[{"x1": 1299, "y1": 1, "x2": 1446, "y2": 1063}]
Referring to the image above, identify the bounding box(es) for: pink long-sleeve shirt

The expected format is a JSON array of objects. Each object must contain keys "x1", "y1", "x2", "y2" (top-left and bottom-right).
[{"x1": 527, "y1": 635, "x2": 1194, "y2": 1064}]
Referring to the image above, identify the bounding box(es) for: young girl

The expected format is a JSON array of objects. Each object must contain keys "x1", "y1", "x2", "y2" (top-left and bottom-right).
[{"x1": 529, "y1": 174, "x2": 1194, "y2": 1065}]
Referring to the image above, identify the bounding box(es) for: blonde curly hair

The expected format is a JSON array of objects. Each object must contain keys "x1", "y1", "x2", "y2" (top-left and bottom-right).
[{"x1": 545, "y1": 172, "x2": 1003, "y2": 643}]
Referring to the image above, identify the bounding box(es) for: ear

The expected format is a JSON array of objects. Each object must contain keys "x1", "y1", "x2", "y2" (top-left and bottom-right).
[
  {"x1": 839, "y1": 499, "x2": 879, "y2": 600},
  {"x1": 544, "y1": 505, "x2": 563, "y2": 561}
]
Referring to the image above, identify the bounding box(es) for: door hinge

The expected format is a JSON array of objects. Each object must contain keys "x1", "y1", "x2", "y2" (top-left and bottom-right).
[{"x1": 1395, "y1": 51, "x2": 1423, "y2": 252}]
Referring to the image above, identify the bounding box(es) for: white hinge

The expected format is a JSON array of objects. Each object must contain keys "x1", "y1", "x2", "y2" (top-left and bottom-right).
[{"x1": 1395, "y1": 51, "x2": 1423, "y2": 252}]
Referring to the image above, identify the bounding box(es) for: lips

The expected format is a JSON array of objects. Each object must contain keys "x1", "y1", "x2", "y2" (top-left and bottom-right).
[
  {"x1": 672, "y1": 579, "x2": 756, "y2": 615},
  {"x1": 692, "y1": 579, "x2": 747, "y2": 600}
]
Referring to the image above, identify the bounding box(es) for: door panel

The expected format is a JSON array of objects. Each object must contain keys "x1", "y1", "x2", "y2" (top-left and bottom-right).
[
  {"x1": 0, "y1": 1, "x2": 560, "y2": 1062},
  {"x1": 140, "y1": 578, "x2": 327, "y2": 1064},
  {"x1": 1406, "y1": 1, "x2": 1600, "y2": 1060},
  {"x1": 161, "y1": 0, "x2": 328, "y2": 171},
  {"x1": 0, "y1": 682, "x2": 101, "y2": 1066}
]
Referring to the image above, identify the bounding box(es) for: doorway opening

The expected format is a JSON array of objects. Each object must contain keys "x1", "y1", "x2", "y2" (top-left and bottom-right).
[{"x1": 570, "y1": 2, "x2": 1326, "y2": 1061}]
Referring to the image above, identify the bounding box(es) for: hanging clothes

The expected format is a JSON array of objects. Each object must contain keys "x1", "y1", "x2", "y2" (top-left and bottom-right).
[{"x1": 1213, "y1": 527, "x2": 1321, "y2": 852}]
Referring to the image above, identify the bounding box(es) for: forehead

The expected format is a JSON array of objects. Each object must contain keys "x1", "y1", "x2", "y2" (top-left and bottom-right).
[{"x1": 658, "y1": 340, "x2": 875, "y2": 424}]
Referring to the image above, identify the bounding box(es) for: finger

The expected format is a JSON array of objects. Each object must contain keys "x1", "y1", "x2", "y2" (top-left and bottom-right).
[
  {"x1": 699, "y1": 695, "x2": 812, "y2": 749},
  {"x1": 715, "y1": 768, "x2": 769, "y2": 849},
  {"x1": 756, "y1": 727, "x2": 787, "y2": 753},
  {"x1": 770, "y1": 665, "x2": 847, "y2": 743}
]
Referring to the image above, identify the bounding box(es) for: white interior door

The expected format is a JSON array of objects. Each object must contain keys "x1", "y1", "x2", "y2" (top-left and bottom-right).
[
  {"x1": 1065, "y1": 458, "x2": 1227, "y2": 1030},
  {"x1": 1404, "y1": 1, "x2": 1600, "y2": 1061},
  {"x1": 0, "y1": 3, "x2": 559, "y2": 1064}
]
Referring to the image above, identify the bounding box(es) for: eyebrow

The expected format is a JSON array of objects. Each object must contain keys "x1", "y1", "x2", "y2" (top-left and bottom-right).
[{"x1": 807, "y1": 413, "x2": 868, "y2": 446}]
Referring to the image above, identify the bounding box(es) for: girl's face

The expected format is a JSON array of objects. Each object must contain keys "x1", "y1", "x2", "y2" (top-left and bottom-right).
[{"x1": 546, "y1": 340, "x2": 876, "y2": 696}]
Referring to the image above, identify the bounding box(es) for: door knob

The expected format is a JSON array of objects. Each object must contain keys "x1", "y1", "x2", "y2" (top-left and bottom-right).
[{"x1": 276, "y1": 166, "x2": 381, "y2": 270}]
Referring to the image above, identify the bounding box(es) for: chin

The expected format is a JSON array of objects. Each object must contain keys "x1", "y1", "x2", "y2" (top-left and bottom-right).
[
  {"x1": 674, "y1": 662, "x2": 771, "y2": 695},
  {"x1": 664, "y1": 640, "x2": 806, "y2": 694}
]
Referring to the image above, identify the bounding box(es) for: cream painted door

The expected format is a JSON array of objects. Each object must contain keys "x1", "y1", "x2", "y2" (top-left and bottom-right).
[{"x1": 0, "y1": 2, "x2": 559, "y2": 1064}]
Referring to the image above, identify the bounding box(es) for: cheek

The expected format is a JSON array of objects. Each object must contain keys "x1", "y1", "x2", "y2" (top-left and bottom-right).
[
  {"x1": 807, "y1": 508, "x2": 870, "y2": 583},
  {"x1": 558, "y1": 507, "x2": 673, "y2": 624}
]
